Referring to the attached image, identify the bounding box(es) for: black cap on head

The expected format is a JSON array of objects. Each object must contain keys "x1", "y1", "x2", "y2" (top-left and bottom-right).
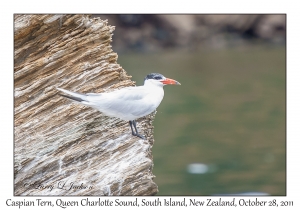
[{"x1": 144, "y1": 73, "x2": 165, "y2": 82}]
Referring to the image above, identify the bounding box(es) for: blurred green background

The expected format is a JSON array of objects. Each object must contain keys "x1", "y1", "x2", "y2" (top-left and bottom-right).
[{"x1": 100, "y1": 15, "x2": 286, "y2": 195}]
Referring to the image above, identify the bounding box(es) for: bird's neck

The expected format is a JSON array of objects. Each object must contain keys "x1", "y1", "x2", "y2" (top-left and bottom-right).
[{"x1": 143, "y1": 81, "x2": 164, "y2": 100}]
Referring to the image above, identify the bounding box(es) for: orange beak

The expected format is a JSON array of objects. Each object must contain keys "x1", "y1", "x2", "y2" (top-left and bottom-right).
[{"x1": 161, "y1": 78, "x2": 181, "y2": 85}]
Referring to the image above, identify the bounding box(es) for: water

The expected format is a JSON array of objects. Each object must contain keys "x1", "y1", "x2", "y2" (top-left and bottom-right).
[{"x1": 117, "y1": 44, "x2": 285, "y2": 195}]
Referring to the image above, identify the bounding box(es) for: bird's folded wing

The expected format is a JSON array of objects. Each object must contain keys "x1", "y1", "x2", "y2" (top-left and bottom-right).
[
  {"x1": 87, "y1": 86, "x2": 146, "y2": 102},
  {"x1": 86, "y1": 93, "x2": 102, "y2": 96},
  {"x1": 86, "y1": 86, "x2": 154, "y2": 118},
  {"x1": 57, "y1": 87, "x2": 88, "y2": 101}
]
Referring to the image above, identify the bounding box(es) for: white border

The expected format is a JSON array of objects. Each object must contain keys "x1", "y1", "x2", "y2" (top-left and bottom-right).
[{"x1": 2, "y1": 0, "x2": 299, "y2": 209}]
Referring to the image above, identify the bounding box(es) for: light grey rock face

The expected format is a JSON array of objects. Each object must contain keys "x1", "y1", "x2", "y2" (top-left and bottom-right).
[{"x1": 14, "y1": 14, "x2": 158, "y2": 196}]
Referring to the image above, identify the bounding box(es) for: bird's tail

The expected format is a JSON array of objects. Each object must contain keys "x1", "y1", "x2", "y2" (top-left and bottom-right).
[{"x1": 56, "y1": 87, "x2": 88, "y2": 102}]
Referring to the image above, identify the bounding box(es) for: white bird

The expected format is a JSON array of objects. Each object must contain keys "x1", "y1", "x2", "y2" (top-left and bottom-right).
[{"x1": 57, "y1": 73, "x2": 180, "y2": 139}]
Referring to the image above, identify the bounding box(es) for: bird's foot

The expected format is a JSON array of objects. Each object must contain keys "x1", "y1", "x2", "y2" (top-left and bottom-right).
[{"x1": 132, "y1": 132, "x2": 146, "y2": 140}]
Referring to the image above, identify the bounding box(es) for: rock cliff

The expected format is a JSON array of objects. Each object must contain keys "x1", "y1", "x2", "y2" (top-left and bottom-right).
[{"x1": 14, "y1": 14, "x2": 158, "y2": 195}]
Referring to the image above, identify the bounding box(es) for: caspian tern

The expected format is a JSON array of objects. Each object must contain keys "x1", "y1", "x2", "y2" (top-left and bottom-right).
[{"x1": 57, "y1": 73, "x2": 180, "y2": 139}]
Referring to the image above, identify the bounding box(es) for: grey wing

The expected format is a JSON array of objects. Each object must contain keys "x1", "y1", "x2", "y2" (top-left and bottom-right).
[
  {"x1": 108, "y1": 98, "x2": 155, "y2": 118},
  {"x1": 86, "y1": 87, "x2": 143, "y2": 102},
  {"x1": 88, "y1": 87, "x2": 154, "y2": 118},
  {"x1": 86, "y1": 93, "x2": 102, "y2": 96},
  {"x1": 112, "y1": 98, "x2": 154, "y2": 116}
]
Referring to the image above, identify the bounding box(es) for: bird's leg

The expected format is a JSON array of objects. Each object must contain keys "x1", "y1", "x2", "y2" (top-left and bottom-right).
[
  {"x1": 132, "y1": 120, "x2": 145, "y2": 139},
  {"x1": 129, "y1": 121, "x2": 136, "y2": 136},
  {"x1": 129, "y1": 120, "x2": 145, "y2": 139}
]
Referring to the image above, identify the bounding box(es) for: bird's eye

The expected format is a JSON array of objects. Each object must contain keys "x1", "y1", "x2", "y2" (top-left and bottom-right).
[{"x1": 154, "y1": 76, "x2": 161, "y2": 80}]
